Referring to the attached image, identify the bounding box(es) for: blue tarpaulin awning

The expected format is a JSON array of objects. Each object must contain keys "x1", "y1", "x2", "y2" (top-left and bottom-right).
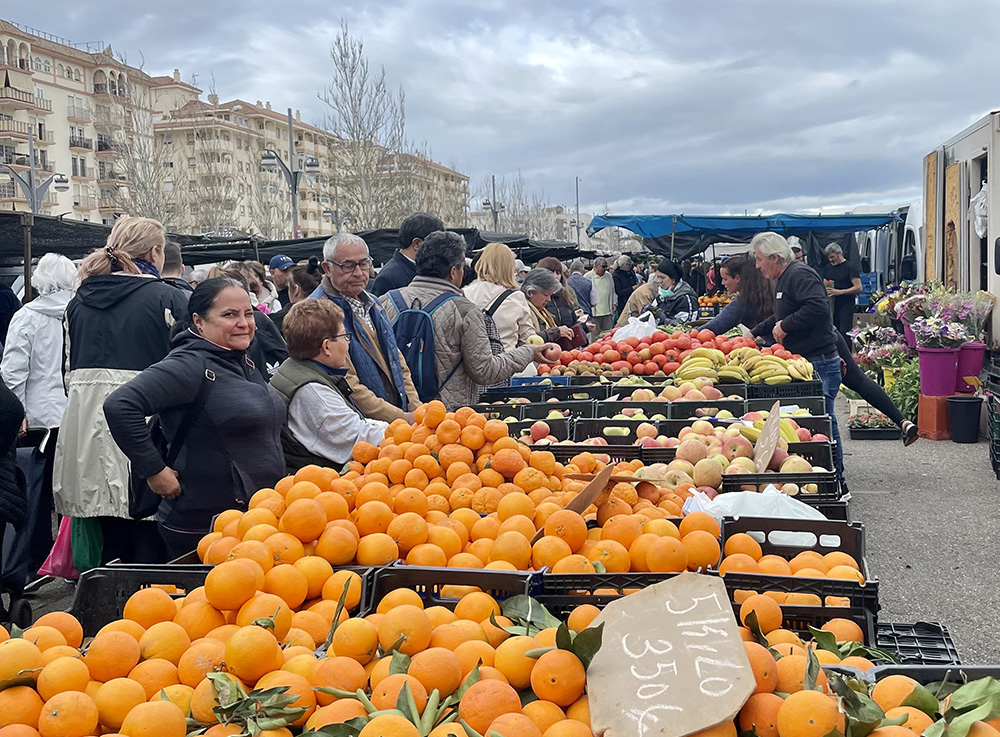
[{"x1": 587, "y1": 213, "x2": 901, "y2": 240}]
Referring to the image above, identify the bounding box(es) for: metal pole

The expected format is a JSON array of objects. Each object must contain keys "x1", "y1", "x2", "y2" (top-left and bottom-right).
[
  {"x1": 27, "y1": 128, "x2": 38, "y2": 213},
  {"x1": 575, "y1": 176, "x2": 581, "y2": 247},
  {"x1": 670, "y1": 216, "x2": 676, "y2": 261},
  {"x1": 20, "y1": 213, "x2": 33, "y2": 304},
  {"x1": 491, "y1": 174, "x2": 498, "y2": 231},
  {"x1": 288, "y1": 108, "x2": 298, "y2": 239}
]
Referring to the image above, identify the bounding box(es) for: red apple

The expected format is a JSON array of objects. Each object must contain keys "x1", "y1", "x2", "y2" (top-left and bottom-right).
[
  {"x1": 542, "y1": 344, "x2": 562, "y2": 362},
  {"x1": 530, "y1": 421, "x2": 550, "y2": 442},
  {"x1": 722, "y1": 436, "x2": 754, "y2": 461},
  {"x1": 812, "y1": 434, "x2": 830, "y2": 442},
  {"x1": 767, "y1": 448, "x2": 789, "y2": 472},
  {"x1": 796, "y1": 428, "x2": 812, "y2": 441}
]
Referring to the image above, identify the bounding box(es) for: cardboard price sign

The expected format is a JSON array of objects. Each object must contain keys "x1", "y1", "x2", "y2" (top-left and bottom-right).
[
  {"x1": 753, "y1": 400, "x2": 782, "y2": 474},
  {"x1": 587, "y1": 573, "x2": 754, "y2": 737}
]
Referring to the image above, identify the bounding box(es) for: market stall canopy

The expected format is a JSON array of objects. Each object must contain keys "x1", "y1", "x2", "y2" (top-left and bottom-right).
[
  {"x1": 587, "y1": 213, "x2": 902, "y2": 263},
  {"x1": 473, "y1": 232, "x2": 596, "y2": 264}
]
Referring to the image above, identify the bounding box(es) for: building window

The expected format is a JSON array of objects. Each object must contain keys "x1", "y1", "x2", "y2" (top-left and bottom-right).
[
  {"x1": 74, "y1": 69, "x2": 81, "y2": 81},
  {"x1": 57, "y1": 64, "x2": 64, "y2": 76},
  {"x1": 188, "y1": 157, "x2": 196, "y2": 168},
  {"x1": 65, "y1": 66, "x2": 72, "y2": 79},
  {"x1": 43, "y1": 60, "x2": 50, "y2": 73},
  {"x1": 162, "y1": 159, "x2": 173, "y2": 168},
  {"x1": 71, "y1": 158, "x2": 78, "y2": 176},
  {"x1": 162, "y1": 133, "x2": 172, "y2": 145},
  {"x1": 163, "y1": 180, "x2": 174, "y2": 192}
]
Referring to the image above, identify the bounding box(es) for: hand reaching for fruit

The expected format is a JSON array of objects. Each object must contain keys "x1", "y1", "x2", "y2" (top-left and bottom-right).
[{"x1": 533, "y1": 343, "x2": 562, "y2": 364}]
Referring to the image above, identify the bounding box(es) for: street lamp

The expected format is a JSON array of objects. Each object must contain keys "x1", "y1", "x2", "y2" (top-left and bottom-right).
[
  {"x1": 322, "y1": 207, "x2": 341, "y2": 234},
  {"x1": 259, "y1": 107, "x2": 320, "y2": 239},
  {"x1": 482, "y1": 174, "x2": 505, "y2": 231},
  {"x1": 1, "y1": 129, "x2": 69, "y2": 214}
]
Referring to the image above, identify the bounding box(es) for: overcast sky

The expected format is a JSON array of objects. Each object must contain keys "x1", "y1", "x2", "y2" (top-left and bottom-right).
[{"x1": 14, "y1": 1, "x2": 1000, "y2": 216}]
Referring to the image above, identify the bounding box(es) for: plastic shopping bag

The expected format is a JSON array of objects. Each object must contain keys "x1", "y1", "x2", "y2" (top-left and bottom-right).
[
  {"x1": 682, "y1": 485, "x2": 828, "y2": 525},
  {"x1": 70, "y1": 517, "x2": 103, "y2": 574},
  {"x1": 38, "y1": 517, "x2": 79, "y2": 580},
  {"x1": 613, "y1": 313, "x2": 657, "y2": 341}
]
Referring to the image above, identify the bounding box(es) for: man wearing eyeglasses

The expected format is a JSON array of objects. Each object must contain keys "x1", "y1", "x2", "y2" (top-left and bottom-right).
[
  {"x1": 309, "y1": 233, "x2": 421, "y2": 422},
  {"x1": 371, "y1": 212, "x2": 444, "y2": 297}
]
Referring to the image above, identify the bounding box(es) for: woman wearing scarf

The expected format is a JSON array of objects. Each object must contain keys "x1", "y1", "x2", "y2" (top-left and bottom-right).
[
  {"x1": 521, "y1": 268, "x2": 574, "y2": 343},
  {"x1": 54, "y1": 217, "x2": 190, "y2": 567},
  {"x1": 616, "y1": 259, "x2": 699, "y2": 327}
]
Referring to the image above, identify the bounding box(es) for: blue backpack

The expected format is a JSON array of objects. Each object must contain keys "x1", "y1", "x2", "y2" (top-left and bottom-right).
[{"x1": 387, "y1": 290, "x2": 463, "y2": 402}]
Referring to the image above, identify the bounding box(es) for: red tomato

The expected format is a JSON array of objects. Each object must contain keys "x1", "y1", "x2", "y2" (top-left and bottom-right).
[
  {"x1": 637, "y1": 342, "x2": 650, "y2": 352},
  {"x1": 631, "y1": 363, "x2": 645, "y2": 375},
  {"x1": 679, "y1": 349, "x2": 693, "y2": 360},
  {"x1": 624, "y1": 336, "x2": 640, "y2": 348},
  {"x1": 586, "y1": 343, "x2": 602, "y2": 354},
  {"x1": 697, "y1": 329, "x2": 716, "y2": 343},
  {"x1": 560, "y1": 352, "x2": 574, "y2": 366},
  {"x1": 579, "y1": 351, "x2": 594, "y2": 362},
  {"x1": 761, "y1": 347, "x2": 772, "y2": 355},
  {"x1": 664, "y1": 339, "x2": 677, "y2": 351},
  {"x1": 689, "y1": 329, "x2": 700, "y2": 338},
  {"x1": 675, "y1": 335, "x2": 692, "y2": 350},
  {"x1": 663, "y1": 361, "x2": 681, "y2": 375},
  {"x1": 626, "y1": 351, "x2": 641, "y2": 365},
  {"x1": 652, "y1": 354, "x2": 668, "y2": 367},
  {"x1": 720, "y1": 340, "x2": 733, "y2": 353},
  {"x1": 649, "y1": 343, "x2": 665, "y2": 356},
  {"x1": 603, "y1": 350, "x2": 619, "y2": 362},
  {"x1": 611, "y1": 361, "x2": 631, "y2": 375},
  {"x1": 772, "y1": 344, "x2": 784, "y2": 353},
  {"x1": 643, "y1": 361, "x2": 659, "y2": 375}
]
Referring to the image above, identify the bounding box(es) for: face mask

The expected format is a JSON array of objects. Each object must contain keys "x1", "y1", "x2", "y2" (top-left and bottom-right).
[{"x1": 659, "y1": 286, "x2": 674, "y2": 298}]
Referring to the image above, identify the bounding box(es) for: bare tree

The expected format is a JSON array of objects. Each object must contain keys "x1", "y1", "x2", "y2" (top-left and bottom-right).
[
  {"x1": 248, "y1": 165, "x2": 292, "y2": 240},
  {"x1": 473, "y1": 172, "x2": 552, "y2": 237},
  {"x1": 319, "y1": 21, "x2": 423, "y2": 230}
]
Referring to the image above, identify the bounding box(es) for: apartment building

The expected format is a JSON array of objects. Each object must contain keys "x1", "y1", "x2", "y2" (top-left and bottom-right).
[
  {"x1": 469, "y1": 204, "x2": 627, "y2": 253},
  {"x1": 0, "y1": 20, "x2": 153, "y2": 224}
]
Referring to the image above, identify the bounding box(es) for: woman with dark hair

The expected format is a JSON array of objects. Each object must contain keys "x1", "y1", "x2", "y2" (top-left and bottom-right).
[
  {"x1": 211, "y1": 267, "x2": 288, "y2": 379},
  {"x1": 104, "y1": 277, "x2": 286, "y2": 558},
  {"x1": 270, "y1": 257, "x2": 323, "y2": 333},
  {"x1": 535, "y1": 257, "x2": 585, "y2": 348},
  {"x1": 702, "y1": 254, "x2": 776, "y2": 334},
  {"x1": 55, "y1": 217, "x2": 190, "y2": 566},
  {"x1": 616, "y1": 259, "x2": 698, "y2": 327}
]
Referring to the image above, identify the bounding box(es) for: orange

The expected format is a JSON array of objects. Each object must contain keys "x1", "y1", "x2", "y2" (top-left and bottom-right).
[
  {"x1": 37, "y1": 691, "x2": 98, "y2": 737},
  {"x1": 236, "y1": 593, "x2": 293, "y2": 640},
  {"x1": 213, "y1": 509, "x2": 243, "y2": 533},
  {"x1": 138, "y1": 621, "x2": 190, "y2": 665},
  {"x1": 263, "y1": 564, "x2": 310, "y2": 609},
  {"x1": 255, "y1": 671, "x2": 316, "y2": 726},
  {"x1": 407, "y1": 544, "x2": 448, "y2": 567},
  {"x1": 490, "y1": 713, "x2": 543, "y2": 737},
  {"x1": 566, "y1": 604, "x2": 600, "y2": 633},
  {"x1": 356, "y1": 533, "x2": 400, "y2": 566},
  {"x1": 0, "y1": 687, "x2": 43, "y2": 729},
  {"x1": 408, "y1": 647, "x2": 464, "y2": 697},
  {"x1": 323, "y1": 569, "x2": 364, "y2": 610},
  {"x1": 743, "y1": 642, "x2": 778, "y2": 694},
  {"x1": 83, "y1": 631, "x2": 140, "y2": 682},
  {"x1": 601, "y1": 515, "x2": 643, "y2": 549},
  {"x1": 93, "y1": 678, "x2": 147, "y2": 731},
  {"x1": 492, "y1": 449, "x2": 527, "y2": 479},
  {"x1": 331, "y1": 618, "x2": 379, "y2": 664},
  {"x1": 359, "y1": 714, "x2": 420, "y2": 737},
  {"x1": 490, "y1": 531, "x2": 532, "y2": 569},
  {"x1": 128, "y1": 658, "x2": 180, "y2": 700},
  {"x1": 724, "y1": 533, "x2": 763, "y2": 560},
  {"x1": 820, "y1": 618, "x2": 864, "y2": 644},
  {"x1": 497, "y1": 493, "x2": 536, "y2": 521},
  {"x1": 314, "y1": 525, "x2": 359, "y2": 566},
  {"x1": 32, "y1": 613, "x2": 83, "y2": 650},
  {"x1": 264, "y1": 532, "x2": 306, "y2": 565},
  {"x1": 224, "y1": 625, "x2": 283, "y2": 684},
  {"x1": 355, "y1": 501, "x2": 394, "y2": 536},
  {"x1": 550, "y1": 555, "x2": 596, "y2": 574},
  {"x1": 281, "y1": 498, "x2": 328, "y2": 542},
  {"x1": 122, "y1": 588, "x2": 177, "y2": 629},
  {"x1": 839, "y1": 656, "x2": 876, "y2": 672},
  {"x1": 523, "y1": 701, "x2": 566, "y2": 734},
  {"x1": 458, "y1": 679, "x2": 523, "y2": 734},
  {"x1": 683, "y1": 530, "x2": 722, "y2": 571},
  {"x1": 718, "y1": 554, "x2": 760, "y2": 575},
  {"x1": 530, "y1": 649, "x2": 586, "y2": 707},
  {"x1": 542, "y1": 720, "x2": 594, "y2": 737},
  {"x1": 177, "y1": 638, "x2": 226, "y2": 688},
  {"x1": 118, "y1": 698, "x2": 186, "y2": 737},
  {"x1": 774, "y1": 654, "x2": 827, "y2": 694},
  {"x1": 310, "y1": 656, "x2": 367, "y2": 707},
  {"x1": 739, "y1": 692, "x2": 783, "y2": 737},
  {"x1": 739, "y1": 595, "x2": 783, "y2": 634},
  {"x1": 306, "y1": 700, "x2": 369, "y2": 729},
  {"x1": 678, "y1": 511, "x2": 721, "y2": 538},
  {"x1": 645, "y1": 536, "x2": 688, "y2": 573},
  {"x1": 493, "y1": 636, "x2": 538, "y2": 690},
  {"x1": 36, "y1": 656, "x2": 91, "y2": 701},
  {"x1": 565, "y1": 696, "x2": 589, "y2": 725},
  {"x1": 173, "y1": 602, "x2": 226, "y2": 641},
  {"x1": 387, "y1": 513, "x2": 429, "y2": 553},
  {"x1": 775, "y1": 689, "x2": 844, "y2": 737},
  {"x1": 370, "y1": 673, "x2": 428, "y2": 713},
  {"x1": 292, "y1": 556, "x2": 334, "y2": 600},
  {"x1": 884, "y1": 707, "x2": 935, "y2": 735},
  {"x1": 453, "y1": 592, "x2": 501, "y2": 622},
  {"x1": 377, "y1": 605, "x2": 432, "y2": 656},
  {"x1": 871, "y1": 675, "x2": 921, "y2": 712},
  {"x1": 532, "y1": 537, "x2": 573, "y2": 570}
]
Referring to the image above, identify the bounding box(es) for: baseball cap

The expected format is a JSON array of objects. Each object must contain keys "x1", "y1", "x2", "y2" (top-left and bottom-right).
[
  {"x1": 269, "y1": 255, "x2": 294, "y2": 270},
  {"x1": 514, "y1": 259, "x2": 528, "y2": 274}
]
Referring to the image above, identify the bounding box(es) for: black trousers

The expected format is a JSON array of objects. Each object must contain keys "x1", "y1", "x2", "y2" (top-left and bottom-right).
[
  {"x1": 157, "y1": 523, "x2": 204, "y2": 562},
  {"x1": 97, "y1": 517, "x2": 167, "y2": 564},
  {"x1": 834, "y1": 332, "x2": 905, "y2": 427}
]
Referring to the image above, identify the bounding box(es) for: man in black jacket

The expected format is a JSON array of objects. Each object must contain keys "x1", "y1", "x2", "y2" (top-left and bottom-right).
[
  {"x1": 371, "y1": 212, "x2": 443, "y2": 297},
  {"x1": 161, "y1": 242, "x2": 193, "y2": 293},
  {"x1": 750, "y1": 232, "x2": 845, "y2": 488}
]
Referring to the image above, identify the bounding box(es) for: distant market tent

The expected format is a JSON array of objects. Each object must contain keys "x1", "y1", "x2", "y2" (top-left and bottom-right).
[{"x1": 587, "y1": 213, "x2": 902, "y2": 264}]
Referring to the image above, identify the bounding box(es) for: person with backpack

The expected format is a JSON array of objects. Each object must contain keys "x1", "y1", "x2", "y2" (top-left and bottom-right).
[
  {"x1": 381, "y1": 231, "x2": 558, "y2": 410},
  {"x1": 464, "y1": 242, "x2": 536, "y2": 351},
  {"x1": 310, "y1": 233, "x2": 421, "y2": 423}
]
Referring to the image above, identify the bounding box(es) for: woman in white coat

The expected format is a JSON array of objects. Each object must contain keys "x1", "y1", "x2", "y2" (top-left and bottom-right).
[
  {"x1": 464, "y1": 242, "x2": 537, "y2": 351},
  {"x1": 1, "y1": 253, "x2": 78, "y2": 587}
]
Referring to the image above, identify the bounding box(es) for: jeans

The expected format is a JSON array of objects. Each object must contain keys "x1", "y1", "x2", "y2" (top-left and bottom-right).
[{"x1": 812, "y1": 355, "x2": 845, "y2": 481}]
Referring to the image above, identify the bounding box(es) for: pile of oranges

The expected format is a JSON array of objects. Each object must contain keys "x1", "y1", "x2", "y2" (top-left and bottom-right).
[{"x1": 194, "y1": 401, "x2": 725, "y2": 575}]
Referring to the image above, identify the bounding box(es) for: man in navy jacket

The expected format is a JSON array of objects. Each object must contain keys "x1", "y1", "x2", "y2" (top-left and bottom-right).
[{"x1": 371, "y1": 212, "x2": 444, "y2": 297}]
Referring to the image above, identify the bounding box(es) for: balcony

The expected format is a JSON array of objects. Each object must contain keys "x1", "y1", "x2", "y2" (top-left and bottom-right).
[
  {"x1": 70, "y1": 167, "x2": 93, "y2": 181},
  {"x1": 98, "y1": 197, "x2": 118, "y2": 211},
  {"x1": 69, "y1": 136, "x2": 93, "y2": 151},
  {"x1": 0, "y1": 119, "x2": 30, "y2": 140},
  {"x1": 67, "y1": 105, "x2": 92, "y2": 122},
  {"x1": 73, "y1": 194, "x2": 97, "y2": 210},
  {"x1": 35, "y1": 159, "x2": 55, "y2": 174},
  {"x1": 0, "y1": 182, "x2": 26, "y2": 201},
  {"x1": 0, "y1": 87, "x2": 35, "y2": 110},
  {"x1": 0, "y1": 57, "x2": 31, "y2": 73},
  {"x1": 40, "y1": 191, "x2": 60, "y2": 207},
  {"x1": 34, "y1": 97, "x2": 52, "y2": 114},
  {"x1": 94, "y1": 108, "x2": 125, "y2": 129},
  {"x1": 33, "y1": 129, "x2": 55, "y2": 145},
  {"x1": 95, "y1": 139, "x2": 120, "y2": 158},
  {"x1": 93, "y1": 83, "x2": 127, "y2": 100},
  {"x1": 97, "y1": 169, "x2": 126, "y2": 185}
]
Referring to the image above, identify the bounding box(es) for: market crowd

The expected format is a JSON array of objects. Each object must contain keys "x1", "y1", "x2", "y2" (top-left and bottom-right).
[{"x1": 0, "y1": 211, "x2": 911, "y2": 615}]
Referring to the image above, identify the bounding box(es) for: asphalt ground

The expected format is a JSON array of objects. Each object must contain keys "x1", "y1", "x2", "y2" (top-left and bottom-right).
[{"x1": 20, "y1": 397, "x2": 1000, "y2": 663}]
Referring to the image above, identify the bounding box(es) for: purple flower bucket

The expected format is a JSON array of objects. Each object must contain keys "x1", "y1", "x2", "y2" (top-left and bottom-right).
[
  {"x1": 917, "y1": 347, "x2": 960, "y2": 396},
  {"x1": 956, "y1": 341, "x2": 986, "y2": 393},
  {"x1": 903, "y1": 323, "x2": 916, "y2": 348}
]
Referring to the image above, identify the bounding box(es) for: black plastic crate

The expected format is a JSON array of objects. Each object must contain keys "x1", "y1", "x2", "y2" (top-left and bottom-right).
[
  {"x1": 668, "y1": 399, "x2": 747, "y2": 420},
  {"x1": 548, "y1": 443, "x2": 642, "y2": 464},
  {"x1": 366, "y1": 565, "x2": 538, "y2": 614},
  {"x1": 990, "y1": 396, "x2": 1000, "y2": 480},
  {"x1": 544, "y1": 385, "x2": 612, "y2": 402},
  {"x1": 720, "y1": 471, "x2": 841, "y2": 500},
  {"x1": 519, "y1": 401, "x2": 596, "y2": 420},
  {"x1": 655, "y1": 418, "x2": 740, "y2": 436},
  {"x1": 747, "y1": 380, "x2": 823, "y2": 399},
  {"x1": 733, "y1": 602, "x2": 877, "y2": 647},
  {"x1": 505, "y1": 418, "x2": 573, "y2": 442},
  {"x1": 594, "y1": 401, "x2": 672, "y2": 420},
  {"x1": 573, "y1": 418, "x2": 659, "y2": 445},
  {"x1": 787, "y1": 442, "x2": 834, "y2": 471},
  {"x1": 867, "y1": 664, "x2": 996, "y2": 684},
  {"x1": 469, "y1": 402, "x2": 524, "y2": 420},
  {"x1": 746, "y1": 397, "x2": 826, "y2": 416},
  {"x1": 794, "y1": 415, "x2": 834, "y2": 440},
  {"x1": 541, "y1": 571, "x2": 691, "y2": 597},
  {"x1": 876, "y1": 623, "x2": 961, "y2": 666},
  {"x1": 639, "y1": 446, "x2": 677, "y2": 463},
  {"x1": 717, "y1": 516, "x2": 877, "y2": 614},
  {"x1": 849, "y1": 427, "x2": 902, "y2": 440},
  {"x1": 480, "y1": 387, "x2": 547, "y2": 402},
  {"x1": 813, "y1": 502, "x2": 850, "y2": 521}
]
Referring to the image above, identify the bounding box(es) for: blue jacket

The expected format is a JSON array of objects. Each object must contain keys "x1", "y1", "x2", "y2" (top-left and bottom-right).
[
  {"x1": 702, "y1": 296, "x2": 753, "y2": 335},
  {"x1": 309, "y1": 285, "x2": 410, "y2": 412},
  {"x1": 371, "y1": 251, "x2": 416, "y2": 297},
  {"x1": 567, "y1": 272, "x2": 594, "y2": 313}
]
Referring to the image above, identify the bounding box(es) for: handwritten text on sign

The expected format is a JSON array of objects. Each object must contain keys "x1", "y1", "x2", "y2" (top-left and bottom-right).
[{"x1": 587, "y1": 573, "x2": 754, "y2": 737}]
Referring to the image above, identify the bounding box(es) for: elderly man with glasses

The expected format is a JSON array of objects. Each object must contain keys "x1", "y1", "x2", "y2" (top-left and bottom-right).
[{"x1": 309, "y1": 233, "x2": 421, "y2": 422}]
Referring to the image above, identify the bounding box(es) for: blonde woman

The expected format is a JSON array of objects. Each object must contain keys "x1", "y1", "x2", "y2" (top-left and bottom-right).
[
  {"x1": 464, "y1": 242, "x2": 536, "y2": 350},
  {"x1": 54, "y1": 217, "x2": 190, "y2": 567}
]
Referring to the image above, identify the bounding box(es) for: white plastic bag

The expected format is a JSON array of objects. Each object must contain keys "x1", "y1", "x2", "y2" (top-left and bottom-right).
[
  {"x1": 681, "y1": 485, "x2": 828, "y2": 525},
  {"x1": 970, "y1": 182, "x2": 989, "y2": 239},
  {"x1": 613, "y1": 313, "x2": 657, "y2": 341}
]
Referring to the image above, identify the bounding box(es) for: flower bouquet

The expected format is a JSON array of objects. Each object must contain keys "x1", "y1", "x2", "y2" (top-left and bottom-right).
[{"x1": 909, "y1": 316, "x2": 971, "y2": 348}]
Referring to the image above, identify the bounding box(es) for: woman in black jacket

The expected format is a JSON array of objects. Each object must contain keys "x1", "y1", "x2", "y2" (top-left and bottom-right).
[{"x1": 104, "y1": 278, "x2": 286, "y2": 558}]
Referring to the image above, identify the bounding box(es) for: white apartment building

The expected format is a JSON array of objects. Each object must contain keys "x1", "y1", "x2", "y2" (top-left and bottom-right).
[{"x1": 469, "y1": 204, "x2": 629, "y2": 253}]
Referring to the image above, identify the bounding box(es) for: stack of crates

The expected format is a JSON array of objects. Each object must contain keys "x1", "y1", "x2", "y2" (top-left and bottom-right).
[{"x1": 857, "y1": 272, "x2": 879, "y2": 307}]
